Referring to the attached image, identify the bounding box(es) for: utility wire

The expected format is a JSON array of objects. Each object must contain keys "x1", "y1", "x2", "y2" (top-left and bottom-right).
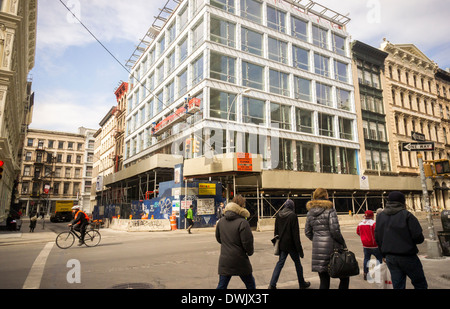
[{"x1": 58, "y1": 0, "x2": 164, "y2": 107}]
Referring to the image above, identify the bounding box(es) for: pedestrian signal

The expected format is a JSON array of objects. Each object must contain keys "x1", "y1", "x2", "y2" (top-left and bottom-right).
[{"x1": 434, "y1": 160, "x2": 450, "y2": 175}]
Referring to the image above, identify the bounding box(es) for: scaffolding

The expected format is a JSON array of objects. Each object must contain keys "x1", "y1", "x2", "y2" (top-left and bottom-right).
[{"x1": 125, "y1": 0, "x2": 182, "y2": 69}]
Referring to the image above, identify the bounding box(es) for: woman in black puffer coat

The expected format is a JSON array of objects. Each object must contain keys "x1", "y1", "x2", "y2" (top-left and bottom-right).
[
  {"x1": 305, "y1": 188, "x2": 349, "y2": 289},
  {"x1": 215, "y1": 195, "x2": 255, "y2": 289}
]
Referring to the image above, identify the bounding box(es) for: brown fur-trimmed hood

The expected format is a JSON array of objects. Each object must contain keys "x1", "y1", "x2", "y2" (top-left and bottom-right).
[
  {"x1": 224, "y1": 202, "x2": 250, "y2": 219},
  {"x1": 306, "y1": 199, "x2": 333, "y2": 211}
]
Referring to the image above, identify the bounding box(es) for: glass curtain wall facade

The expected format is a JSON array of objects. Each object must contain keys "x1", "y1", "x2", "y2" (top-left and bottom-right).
[{"x1": 124, "y1": 0, "x2": 358, "y2": 175}]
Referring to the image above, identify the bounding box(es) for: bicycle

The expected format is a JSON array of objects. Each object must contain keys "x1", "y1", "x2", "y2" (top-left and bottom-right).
[{"x1": 55, "y1": 225, "x2": 101, "y2": 249}]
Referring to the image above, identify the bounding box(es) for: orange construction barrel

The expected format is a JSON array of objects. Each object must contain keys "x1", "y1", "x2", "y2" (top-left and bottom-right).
[{"x1": 170, "y1": 215, "x2": 177, "y2": 230}]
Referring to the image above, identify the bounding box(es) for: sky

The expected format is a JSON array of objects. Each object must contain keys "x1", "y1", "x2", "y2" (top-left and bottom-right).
[{"x1": 29, "y1": 0, "x2": 450, "y2": 133}]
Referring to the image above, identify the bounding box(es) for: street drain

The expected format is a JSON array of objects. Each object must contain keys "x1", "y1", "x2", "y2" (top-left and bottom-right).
[{"x1": 111, "y1": 283, "x2": 154, "y2": 289}]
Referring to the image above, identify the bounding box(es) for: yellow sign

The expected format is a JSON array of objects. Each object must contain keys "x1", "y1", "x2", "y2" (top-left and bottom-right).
[
  {"x1": 199, "y1": 183, "x2": 216, "y2": 195},
  {"x1": 55, "y1": 201, "x2": 74, "y2": 212}
]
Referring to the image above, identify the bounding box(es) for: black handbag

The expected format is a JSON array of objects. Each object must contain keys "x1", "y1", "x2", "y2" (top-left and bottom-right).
[{"x1": 328, "y1": 248, "x2": 360, "y2": 278}]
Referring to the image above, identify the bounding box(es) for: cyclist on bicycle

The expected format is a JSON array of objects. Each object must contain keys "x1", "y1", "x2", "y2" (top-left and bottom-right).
[{"x1": 68, "y1": 205, "x2": 89, "y2": 246}]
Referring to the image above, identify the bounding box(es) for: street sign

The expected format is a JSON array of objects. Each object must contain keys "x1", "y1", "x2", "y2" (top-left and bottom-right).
[
  {"x1": 411, "y1": 131, "x2": 426, "y2": 141},
  {"x1": 402, "y1": 142, "x2": 435, "y2": 152}
]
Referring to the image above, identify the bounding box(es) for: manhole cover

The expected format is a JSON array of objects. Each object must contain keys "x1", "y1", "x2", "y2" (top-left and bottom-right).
[{"x1": 111, "y1": 283, "x2": 154, "y2": 289}]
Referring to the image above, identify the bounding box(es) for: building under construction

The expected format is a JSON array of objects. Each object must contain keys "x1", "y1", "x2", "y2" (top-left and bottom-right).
[{"x1": 97, "y1": 0, "x2": 444, "y2": 229}]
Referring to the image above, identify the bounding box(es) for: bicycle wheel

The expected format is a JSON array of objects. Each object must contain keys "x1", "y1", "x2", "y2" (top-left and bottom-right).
[
  {"x1": 84, "y1": 230, "x2": 101, "y2": 247},
  {"x1": 56, "y1": 231, "x2": 75, "y2": 249}
]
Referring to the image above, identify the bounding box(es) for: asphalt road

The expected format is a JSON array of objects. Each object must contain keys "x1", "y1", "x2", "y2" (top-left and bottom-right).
[{"x1": 0, "y1": 218, "x2": 449, "y2": 290}]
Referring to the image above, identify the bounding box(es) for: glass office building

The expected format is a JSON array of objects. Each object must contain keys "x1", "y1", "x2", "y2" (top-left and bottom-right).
[{"x1": 124, "y1": 0, "x2": 358, "y2": 176}]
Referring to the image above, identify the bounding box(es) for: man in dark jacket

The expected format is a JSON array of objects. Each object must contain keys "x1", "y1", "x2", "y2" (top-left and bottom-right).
[
  {"x1": 305, "y1": 188, "x2": 349, "y2": 289},
  {"x1": 69, "y1": 206, "x2": 89, "y2": 246},
  {"x1": 375, "y1": 191, "x2": 428, "y2": 289},
  {"x1": 215, "y1": 195, "x2": 255, "y2": 289},
  {"x1": 269, "y1": 199, "x2": 310, "y2": 289}
]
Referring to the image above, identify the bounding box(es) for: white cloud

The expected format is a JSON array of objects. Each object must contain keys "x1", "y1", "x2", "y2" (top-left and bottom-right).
[
  {"x1": 317, "y1": 0, "x2": 450, "y2": 67},
  {"x1": 30, "y1": 89, "x2": 114, "y2": 132},
  {"x1": 38, "y1": 0, "x2": 161, "y2": 52}
]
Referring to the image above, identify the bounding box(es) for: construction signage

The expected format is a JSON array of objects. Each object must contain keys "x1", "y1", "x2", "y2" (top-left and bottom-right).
[{"x1": 237, "y1": 153, "x2": 253, "y2": 171}]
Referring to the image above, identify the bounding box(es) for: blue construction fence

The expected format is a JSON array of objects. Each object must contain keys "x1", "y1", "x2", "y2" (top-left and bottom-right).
[{"x1": 93, "y1": 179, "x2": 226, "y2": 229}]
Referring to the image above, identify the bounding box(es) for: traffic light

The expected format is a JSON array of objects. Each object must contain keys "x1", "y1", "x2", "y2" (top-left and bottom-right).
[
  {"x1": 0, "y1": 160, "x2": 3, "y2": 180},
  {"x1": 434, "y1": 160, "x2": 450, "y2": 175},
  {"x1": 185, "y1": 138, "x2": 192, "y2": 157},
  {"x1": 193, "y1": 138, "x2": 201, "y2": 153}
]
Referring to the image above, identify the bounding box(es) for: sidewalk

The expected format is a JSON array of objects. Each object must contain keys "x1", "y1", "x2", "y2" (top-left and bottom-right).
[{"x1": 0, "y1": 218, "x2": 56, "y2": 246}]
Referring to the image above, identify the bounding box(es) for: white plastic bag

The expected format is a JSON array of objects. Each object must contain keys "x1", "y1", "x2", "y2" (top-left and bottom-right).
[{"x1": 373, "y1": 263, "x2": 393, "y2": 289}]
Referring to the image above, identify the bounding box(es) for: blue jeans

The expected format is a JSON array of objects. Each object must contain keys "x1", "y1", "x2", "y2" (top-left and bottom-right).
[
  {"x1": 217, "y1": 274, "x2": 255, "y2": 289},
  {"x1": 363, "y1": 247, "x2": 383, "y2": 274},
  {"x1": 385, "y1": 254, "x2": 428, "y2": 289},
  {"x1": 269, "y1": 250, "x2": 306, "y2": 288}
]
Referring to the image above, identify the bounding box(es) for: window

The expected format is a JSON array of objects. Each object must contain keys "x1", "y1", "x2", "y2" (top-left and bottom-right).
[
  {"x1": 294, "y1": 76, "x2": 311, "y2": 102},
  {"x1": 192, "y1": 55, "x2": 204, "y2": 85},
  {"x1": 316, "y1": 82, "x2": 333, "y2": 106},
  {"x1": 267, "y1": 6, "x2": 286, "y2": 33},
  {"x1": 192, "y1": 20, "x2": 204, "y2": 50},
  {"x1": 268, "y1": 37, "x2": 287, "y2": 64},
  {"x1": 168, "y1": 21, "x2": 177, "y2": 44},
  {"x1": 312, "y1": 25, "x2": 328, "y2": 49},
  {"x1": 48, "y1": 140, "x2": 54, "y2": 148},
  {"x1": 210, "y1": 52, "x2": 236, "y2": 84},
  {"x1": 241, "y1": 27, "x2": 263, "y2": 56},
  {"x1": 242, "y1": 61, "x2": 264, "y2": 90},
  {"x1": 178, "y1": 36, "x2": 188, "y2": 63},
  {"x1": 177, "y1": 69, "x2": 188, "y2": 98},
  {"x1": 337, "y1": 88, "x2": 351, "y2": 111},
  {"x1": 27, "y1": 138, "x2": 34, "y2": 146},
  {"x1": 165, "y1": 80, "x2": 175, "y2": 105},
  {"x1": 339, "y1": 117, "x2": 353, "y2": 140},
  {"x1": 296, "y1": 108, "x2": 313, "y2": 134},
  {"x1": 292, "y1": 45, "x2": 309, "y2": 71},
  {"x1": 157, "y1": 63, "x2": 164, "y2": 84},
  {"x1": 210, "y1": 89, "x2": 237, "y2": 121},
  {"x1": 179, "y1": 6, "x2": 189, "y2": 31},
  {"x1": 53, "y1": 183, "x2": 60, "y2": 195},
  {"x1": 296, "y1": 142, "x2": 315, "y2": 172},
  {"x1": 157, "y1": 90, "x2": 164, "y2": 113},
  {"x1": 58, "y1": 141, "x2": 64, "y2": 149},
  {"x1": 318, "y1": 113, "x2": 334, "y2": 137},
  {"x1": 241, "y1": 0, "x2": 262, "y2": 24},
  {"x1": 340, "y1": 148, "x2": 357, "y2": 174},
  {"x1": 269, "y1": 69, "x2": 289, "y2": 96},
  {"x1": 320, "y1": 144, "x2": 337, "y2": 173},
  {"x1": 270, "y1": 103, "x2": 291, "y2": 130},
  {"x1": 66, "y1": 154, "x2": 72, "y2": 163},
  {"x1": 65, "y1": 168, "x2": 71, "y2": 178},
  {"x1": 314, "y1": 53, "x2": 330, "y2": 77},
  {"x1": 291, "y1": 16, "x2": 308, "y2": 41},
  {"x1": 158, "y1": 36, "x2": 165, "y2": 56},
  {"x1": 211, "y1": 0, "x2": 235, "y2": 13},
  {"x1": 210, "y1": 17, "x2": 235, "y2": 47},
  {"x1": 166, "y1": 50, "x2": 176, "y2": 75},
  {"x1": 273, "y1": 138, "x2": 293, "y2": 170},
  {"x1": 243, "y1": 97, "x2": 265, "y2": 125},
  {"x1": 147, "y1": 98, "x2": 154, "y2": 120},
  {"x1": 63, "y1": 183, "x2": 70, "y2": 195},
  {"x1": 332, "y1": 33, "x2": 346, "y2": 56},
  {"x1": 334, "y1": 61, "x2": 348, "y2": 83}
]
